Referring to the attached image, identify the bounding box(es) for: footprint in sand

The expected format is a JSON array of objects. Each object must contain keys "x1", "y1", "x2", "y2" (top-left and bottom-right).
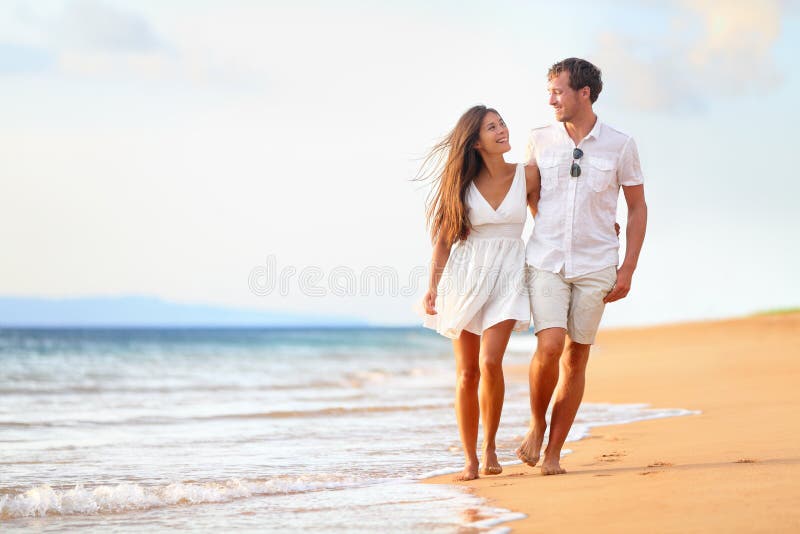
[{"x1": 596, "y1": 451, "x2": 627, "y2": 462}]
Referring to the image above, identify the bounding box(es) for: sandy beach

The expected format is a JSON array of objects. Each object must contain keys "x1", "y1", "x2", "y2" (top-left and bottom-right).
[{"x1": 426, "y1": 312, "x2": 800, "y2": 533}]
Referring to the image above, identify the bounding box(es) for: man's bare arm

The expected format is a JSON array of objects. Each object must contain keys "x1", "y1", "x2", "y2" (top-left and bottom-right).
[{"x1": 604, "y1": 184, "x2": 647, "y2": 303}]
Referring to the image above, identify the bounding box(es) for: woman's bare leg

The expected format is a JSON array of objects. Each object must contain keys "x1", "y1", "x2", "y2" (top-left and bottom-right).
[{"x1": 452, "y1": 330, "x2": 481, "y2": 481}]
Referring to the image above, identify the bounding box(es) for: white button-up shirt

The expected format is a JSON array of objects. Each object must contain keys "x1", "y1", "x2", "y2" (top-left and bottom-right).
[{"x1": 524, "y1": 120, "x2": 644, "y2": 278}]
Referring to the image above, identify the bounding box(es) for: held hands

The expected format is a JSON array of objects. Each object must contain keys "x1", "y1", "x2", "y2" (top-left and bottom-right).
[
  {"x1": 423, "y1": 288, "x2": 437, "y2": 315},
  {"x1": 604, "y1": 265, "x2": 633, "y2": 303}
]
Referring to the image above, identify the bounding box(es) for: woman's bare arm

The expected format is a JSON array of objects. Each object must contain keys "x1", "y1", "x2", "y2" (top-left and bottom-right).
[{"x1": 423, "y1": 234, "x2": 452, "y2": 314}]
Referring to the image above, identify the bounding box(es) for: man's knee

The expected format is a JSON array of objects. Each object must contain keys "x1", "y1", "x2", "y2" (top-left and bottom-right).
[
  {"x1": 563, "y1": 341, "x2": 590, "y2": 373},
  {"x1": 535, "y1": 330, "x2": 566, "y2": 364}
]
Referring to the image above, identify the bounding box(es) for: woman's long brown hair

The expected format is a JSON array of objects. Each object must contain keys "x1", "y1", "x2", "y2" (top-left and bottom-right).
[{"x1": 417, "y1": 105, "x2": 495, "y2": 246}]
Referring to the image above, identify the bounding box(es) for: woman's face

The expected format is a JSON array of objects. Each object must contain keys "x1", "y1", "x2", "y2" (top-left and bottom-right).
[{"x1": 475, "y1": 111, "x2": 510, "y2": 155}]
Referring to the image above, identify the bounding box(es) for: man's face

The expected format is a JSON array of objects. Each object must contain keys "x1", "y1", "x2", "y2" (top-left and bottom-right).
[{"x1": 548, "y1": 71, "x2": 579, "y2": 123}]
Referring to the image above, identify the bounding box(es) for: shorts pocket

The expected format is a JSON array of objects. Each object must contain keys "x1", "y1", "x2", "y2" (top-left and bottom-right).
[{"x1": 602, "y1": 266, "x2": 618, "y2": 294}]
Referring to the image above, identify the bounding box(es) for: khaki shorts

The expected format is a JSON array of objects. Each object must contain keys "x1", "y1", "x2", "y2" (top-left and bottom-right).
[{"x1": 526, "y1": 265, "x2": 618, "y2": 345}]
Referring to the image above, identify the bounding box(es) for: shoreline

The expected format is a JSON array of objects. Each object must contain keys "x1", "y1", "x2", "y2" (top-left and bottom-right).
[{"x1": 425, "y1": 312, "x2": 800, "y2": 532}]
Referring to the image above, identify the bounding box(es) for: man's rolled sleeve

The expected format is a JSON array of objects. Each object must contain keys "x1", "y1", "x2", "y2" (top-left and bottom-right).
[{"x1": 617, "y1": 136, "x2": 644, "y2": 186}]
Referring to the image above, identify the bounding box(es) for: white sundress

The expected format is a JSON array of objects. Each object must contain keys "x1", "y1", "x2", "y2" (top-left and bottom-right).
[{"x1": 419, "y1": 164, "x2": 531, "y2": 339}]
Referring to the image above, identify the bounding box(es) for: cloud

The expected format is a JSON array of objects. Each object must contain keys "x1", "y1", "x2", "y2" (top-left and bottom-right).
[
  {"x1": 595, "y1": 0, "x2": 786, "y2": 112},
  {"x1": 0, "y1": 42, "x2": 56, "y2": 74},
  {"x1": 0, "y1": 0, "x2": 171, "y2": 78},
  {"x1": 0, "y1": 0, "x2": 258, "y2": 87},
  {"x1": 54, "y1": 0, "x2": 164, "y2": 52},
  {"x1": 49, "y1": 0, "x2": 181, "y2": 81}
]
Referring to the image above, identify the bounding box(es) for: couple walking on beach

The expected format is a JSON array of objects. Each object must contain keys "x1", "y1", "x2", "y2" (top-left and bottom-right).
[{"x1": 419, "y1": 58, "x2": 647, "y2": 481}]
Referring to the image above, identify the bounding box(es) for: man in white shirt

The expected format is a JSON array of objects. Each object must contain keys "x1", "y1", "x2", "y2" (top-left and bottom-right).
[{"x1": 516, "y1": 58, "x2": 647, "y2": 475}]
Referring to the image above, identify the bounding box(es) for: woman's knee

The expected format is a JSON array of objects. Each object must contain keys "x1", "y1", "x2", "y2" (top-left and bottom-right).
[
  {"x1": 457, "y1": 367, "x2": 480, "y2": 389},
  {"x1": 479, "y1": 354, "x2": 503, "y2": 379}
]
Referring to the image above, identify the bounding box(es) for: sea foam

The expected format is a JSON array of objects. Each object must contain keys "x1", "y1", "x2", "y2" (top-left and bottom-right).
[{"x1": 0, "y1": 475, "x2": 357, "y2": 519}]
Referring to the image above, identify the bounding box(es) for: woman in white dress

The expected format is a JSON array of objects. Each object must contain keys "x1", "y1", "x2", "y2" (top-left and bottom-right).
[{"x1": 419, "y1": 105, "x2": 540, "y2": 481}]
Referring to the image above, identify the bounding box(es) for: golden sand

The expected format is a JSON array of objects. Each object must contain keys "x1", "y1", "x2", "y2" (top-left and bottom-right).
[{"x1": 425, "y1": 313, "x2": 800, "y2": 533}]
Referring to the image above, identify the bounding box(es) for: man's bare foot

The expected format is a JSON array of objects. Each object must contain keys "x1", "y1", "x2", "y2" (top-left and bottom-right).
[
  {"x1": 515, "y1": 424, "x2": 546, "y2": 467},
  {"x1": 540, "y1": 455, "x2": 567, "y2": 475},
  {"x1": 453, "y1": 461, "x2": 480, "y2": 481},
  {"x1": 481, "y1": 449, "x2": 503, "y2": 475}
]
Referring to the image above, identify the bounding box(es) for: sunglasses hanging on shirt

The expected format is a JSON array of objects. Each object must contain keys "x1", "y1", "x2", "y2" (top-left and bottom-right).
[{"x1": 570, "y1": 148, "x2": 583, "y2": 178}]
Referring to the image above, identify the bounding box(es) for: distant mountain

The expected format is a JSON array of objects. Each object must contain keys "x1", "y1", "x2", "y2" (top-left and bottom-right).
[{"x1": 0, "y1": 296, "x2": 367, "y2": 327}]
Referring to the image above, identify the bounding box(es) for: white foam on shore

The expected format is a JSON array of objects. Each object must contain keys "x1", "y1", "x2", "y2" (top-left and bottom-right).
[
  {"x1": 0, "y1": 475, "x2": 359, "y2": 519},
  {"x1": 416, "y1": 459, "x2": 527, "y2": 480},
  {"x1": 571, "y1": 404, "x2": 701, "y2": 442},
  {"x1": 469, "y1": 507, "x2": 528, "y2": 530}
]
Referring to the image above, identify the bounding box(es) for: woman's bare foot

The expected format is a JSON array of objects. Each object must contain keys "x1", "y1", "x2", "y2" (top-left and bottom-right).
[
  {"x1": 453, "y1": 461, "x2": 480, "y2": 481},
  {"x1": 540, "y1": 454, "x2": 567, "y2": 475},
  {"x1": 480, "y1": 448, "x2": 503, "y2": 475},
  {"x1": 515, "y1": 424, "x2": 546, "y2": 467}
]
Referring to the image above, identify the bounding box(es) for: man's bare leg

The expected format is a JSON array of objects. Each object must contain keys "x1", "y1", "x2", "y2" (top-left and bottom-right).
[
  {"x1": 477, "y1": 319, "x2": 516, "y2": 475},
  {"x1": 541, "y1": 340, "x2": 591, "y2": 475},
  {"x1": 452, "y1": 330, "x2": 481, "y2": 481},
  {"x1": 516, "y1": 327, "x2": 565, "y2": 467}
]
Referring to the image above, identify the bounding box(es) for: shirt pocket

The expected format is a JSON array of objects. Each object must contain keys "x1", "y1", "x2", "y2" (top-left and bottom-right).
[
  {"x1": 585, "y1": 156, "x2": 616, "y2": 192},
  {"x1": 538, "y1": 155, "x2": 561, "y2": 191}
]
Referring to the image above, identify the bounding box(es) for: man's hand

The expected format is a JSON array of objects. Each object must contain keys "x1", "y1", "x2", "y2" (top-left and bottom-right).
[{"x1": 603, "y1": 265, "x2": 633, "y2": 303}]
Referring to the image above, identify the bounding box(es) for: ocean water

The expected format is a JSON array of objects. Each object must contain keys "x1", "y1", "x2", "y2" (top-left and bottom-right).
[{"x1": 0, "y1": 328, "x2": 695, "y2": 532}]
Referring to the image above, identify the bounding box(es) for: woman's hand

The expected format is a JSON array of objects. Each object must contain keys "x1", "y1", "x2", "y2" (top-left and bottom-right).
[{"x1": 423, "y1": 288, "x2": 437, "y2": 315}]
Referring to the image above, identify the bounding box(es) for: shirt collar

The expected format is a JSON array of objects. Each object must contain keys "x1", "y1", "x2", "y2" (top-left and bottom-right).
[
  {"x1": 557, "y1": 116, "x2": 603, "y2": 142},
  {"x1": 585, "y1": 117, "x2": 603, "y2": 140}
]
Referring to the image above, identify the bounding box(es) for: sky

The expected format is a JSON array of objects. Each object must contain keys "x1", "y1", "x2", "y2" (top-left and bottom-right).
[{"x1": 1, "y1": 0, "x2": 799, "y2": 327}]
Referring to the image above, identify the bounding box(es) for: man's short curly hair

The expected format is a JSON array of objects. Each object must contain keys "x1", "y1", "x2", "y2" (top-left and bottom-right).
[{"x1": 548, "y1": 58, "x2": 603, "y2": 103}]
